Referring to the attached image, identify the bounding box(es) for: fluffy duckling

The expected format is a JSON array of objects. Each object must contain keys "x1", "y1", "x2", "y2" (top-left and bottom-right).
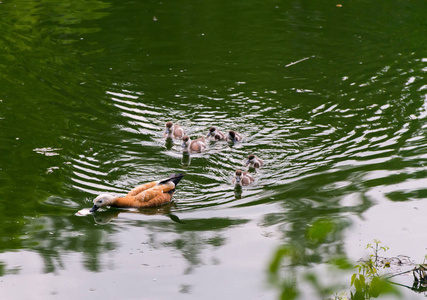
[
  {"x1": 226, "y1": 130, "x2": 242, "y2": 143},
  {"x1": 90, "y1": 174, "x2": 184, "y2": 212},
  {"x1": 246, "y1": 154, "x2": 264, "y2": 168},
  {"x1": 232, "y1": 169, "x2": 254, "y2": 186},
  {"x1": 206, "y1": 127, "x2": 226, "y2": 141},
  {"x1": 182, "y1": 135, "x2": 207, "y2": 153},
  {"x1": 164, "y1": 121, "x2": 185, "y2": 139}
]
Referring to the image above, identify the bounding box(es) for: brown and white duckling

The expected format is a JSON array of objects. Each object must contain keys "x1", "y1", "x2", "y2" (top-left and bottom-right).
[
  {"x1": 232, "y1": 169, "x2": 254, "y2": 186},
  {"x1": 90, "y1": 174, "x2": 185, "y2": 212},
  {"x1": 182, "y1": 135, "x2": 207, "y2": 153},
  {"x1": 246, "y1": 154, "x2": 264, "y2": 168},
  {"x1": 164, "y1": 121, "x2": 185, "y2": 139},
  {"x1": 226, "y1": 130, "x2": 242, "y2": 143},
  {"x1": 206, "y1": 127, "x2": 226, "y2": 141}
]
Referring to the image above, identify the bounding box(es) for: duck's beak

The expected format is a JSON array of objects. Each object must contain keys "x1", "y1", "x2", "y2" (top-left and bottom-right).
[
  {"x1": 90, "y1": 205, "x2": 99, "y2": 213},
  {"x1": 181, "y1": 142, "x2": 186, "y2": 148},
  {"x1": 245, "y1": 160, "x2": 250, "y2": 165},
  {"x1": 207, "y1": 132, "x2": 212, "y2": 137}
]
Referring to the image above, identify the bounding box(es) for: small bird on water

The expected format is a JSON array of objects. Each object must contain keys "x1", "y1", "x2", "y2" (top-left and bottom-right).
[
  {"x1": 232, "y1": 169, "x2": 254, "y2": 186},
  {"x1": 246, "y1": 154, "x2": 263, "y2": 168},
  {"x1": 90, "y1": 174, "x2": 185, "y2": 212},
  {"x1": 164, "y1": 121, "x2": 185, "y2": 139},
  {"x1": 206, "y1": 127, "x2": 226, "y2": 141},
  {"x1": 181, "y1": 135, "x2": 206, "y2": 153},
  {"x1": 226, "y1": 130, "x2": 242, "y2": 143}
]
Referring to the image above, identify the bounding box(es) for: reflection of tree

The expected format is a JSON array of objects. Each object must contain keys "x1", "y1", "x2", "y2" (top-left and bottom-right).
[
  {"x1": 23, "y1": 215, "x2": 117, "y2": 273},
  {"x1": 162, "y1": 218, "x2": 243, "y2": 275},
  {"x1": 0, "y1": 0, "x2": 112, "y2": 276},
  {"x1": 132, "y1": 217, "x2": 248, "y2": 276}
]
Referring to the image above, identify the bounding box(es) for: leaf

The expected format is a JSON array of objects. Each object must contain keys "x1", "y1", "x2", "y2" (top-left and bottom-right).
[
  {"x1": 369, "y1": 276, "x2": 400, "y2": 298},
  {"x1": 351, "y1": 273, "x2": 357, "y2": 286},
  {"x1": 354, "y1": 278, "x2": 362, "y2": 292}
]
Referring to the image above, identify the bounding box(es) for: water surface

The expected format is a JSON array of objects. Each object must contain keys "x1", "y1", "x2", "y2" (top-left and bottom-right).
[{"x1": 1, "y1": 0, "x2": 427, "y2": 299}]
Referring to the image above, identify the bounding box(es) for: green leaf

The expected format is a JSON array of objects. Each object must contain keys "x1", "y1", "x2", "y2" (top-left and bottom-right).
[
  {"x1": 369, "y1": 276, "x2": 400, "y2": 298},
  {"x1": 351, "y1": 273, "x2": 357, "y2": 286},
  {"x1": 354, "y1": 278, "x2": 362, "y2": 292}
]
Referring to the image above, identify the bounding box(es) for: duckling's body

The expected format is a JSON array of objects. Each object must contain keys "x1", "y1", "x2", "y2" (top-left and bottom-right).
[
  {"x1": 90, "y1": 174, "x2": 184, "y2": 212},
  {"x1": 246, "y1": 154, "x2": 264, "y2": 168},
  {"x1": 227, "y1": 130, "x2": 242, "y2": 142},
  {"x1": 164, "y1": 121, "x2": 185, "y2": 139},
  {"x1": 233, "y1": 169, "x2": 254, "y2": 186},
  {"x1": 206, "y1": 127, "x2": 226, "y2": 141},
  {"x1": 182, "y1": 136, "x2": 206, "y2": 153}
]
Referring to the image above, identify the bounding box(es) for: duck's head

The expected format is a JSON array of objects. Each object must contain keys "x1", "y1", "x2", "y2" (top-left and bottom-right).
[
  {"x1": 165, "y1": 121, "x2": 173, "y2": 134},
  {"x1": 246, "y1": 154, "x2": 255, "y2": 165},
  {"x1": 182, "y1": 135, "x2": 190, "y2": 150},
  {"x1": 228, "y1": 131, "x2": 237, "y2": 142},
  {"x1": 207, "y1": 127, "x2": 217, "y2": 137},
  {"x1": 90, "y1": 194, "x2": 116, "y2": 212},
  {"x1": 234, "y1": 169, "x2": 243, "y2": 184}
]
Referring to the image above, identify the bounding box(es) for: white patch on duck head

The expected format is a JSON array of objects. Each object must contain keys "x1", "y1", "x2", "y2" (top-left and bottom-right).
[
  {"x1": 91, "y1": 194, "x2": 116, "y2": 212},
  {"x1": 207, "y1": 127, "x2": 217, "y2": 137},
  {"x1": 181, "y1": 135, "x2": 191, "y2": 151},
  {"x1": 165, "y1": 121, "x2": 173, "y2": 136}
]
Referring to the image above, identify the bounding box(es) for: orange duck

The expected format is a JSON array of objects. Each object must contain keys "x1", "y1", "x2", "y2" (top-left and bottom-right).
[{"x1": 90, "y1": 174, "x2": 184, "y2": 212}]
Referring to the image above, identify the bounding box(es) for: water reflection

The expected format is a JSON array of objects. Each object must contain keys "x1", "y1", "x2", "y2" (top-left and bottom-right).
[
  {"x1": 1, "y1": 0, "x2": 427, "y2": 298},
  {"x1": 181, "y1": 151, "x2": 191, "y2": 167},
  {"x1": 86, "y1": 204, "x2": 183, "y2": 225}
]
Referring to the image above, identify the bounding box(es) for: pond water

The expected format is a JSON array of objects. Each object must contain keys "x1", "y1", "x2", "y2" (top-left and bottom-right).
[{"x1": 1, "y1": 0, "x2": 427, "y2": 299}]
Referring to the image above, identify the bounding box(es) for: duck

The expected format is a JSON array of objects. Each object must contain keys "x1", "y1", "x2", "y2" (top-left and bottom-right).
[
  {"x1": 232, "y1": 169, "x2": 254, "y2": 186},
  {"x1": 182, "y1": 135, "x2": 206, "y2": 153},
  {"x1": 90, "y1": 174, "x2": 185, "y2": 212},
  {"x1": 246, "y1": 154, "x2": 264, "y2": 168},
  {"x1": 226, "y1": 130, "x2": 242, "y2": 142},
  {"x1": 164, "y1": 121, "x2": 185, "y2": 139},
  {"x1": 206, "y1": 127, "x2": 226, "y2": 141}
]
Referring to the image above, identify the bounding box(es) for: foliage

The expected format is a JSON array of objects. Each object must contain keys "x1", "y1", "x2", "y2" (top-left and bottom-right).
[
  {"x1": 269, "y1": 239, "x2": 402, "y2": 300},
  {"x1": 349, "y1": 240, "x2": 398, "y2": 300}
]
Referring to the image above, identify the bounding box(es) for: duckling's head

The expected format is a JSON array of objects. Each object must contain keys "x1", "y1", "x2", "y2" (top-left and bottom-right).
[
  {"x1": 165, "y1": 121, "x2": 173, "y2": 134},
  {"x1": 207, "y1": 127, "x2": 216, "y2": 136},
  {"x1": 228, "y1": 131, "x2": 237, "y2": 142},
  {"x1": 234, "y1": 169, "x2": 243, "y2": 184},
  {"x1": 182, "y1": 135, "x2": 190, "y2": 150},
  {"x1": 246, "y1": 154, "x2": 255, "y2": 165},
  {"x1": 90, "y1": 194, "x2": 116, "y2": 212}
]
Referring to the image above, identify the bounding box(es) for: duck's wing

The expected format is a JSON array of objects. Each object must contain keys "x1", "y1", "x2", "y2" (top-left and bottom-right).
[
  {"x1": 137, "y1": 190, "x2": 174, "y2": 207},
  {"x1": 112, "y1": 191, "x2": 171, "y2": 208},
  {"x1": 127, "y1": 181, "x2": 158, "y2": 196}
]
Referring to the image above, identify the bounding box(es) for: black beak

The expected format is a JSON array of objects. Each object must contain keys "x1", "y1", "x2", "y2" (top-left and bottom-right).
[{"x1": 90, "y1": 205, "x2": 99, "y2": 213}]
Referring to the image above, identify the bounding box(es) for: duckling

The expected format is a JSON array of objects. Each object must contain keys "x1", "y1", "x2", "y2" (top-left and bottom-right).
[
  {"x1": 182, "y1": 135, "x2": 207, "y2": 153},
  {"x1": 206, "y1": 127, "x2": 226, "y2": 141},
  {"x1": 164, "y1": 121, "x2": 185, "y2": 139},
  {"x1": 232, "y1": 169, "x2": 254, "y2": 186},
  {"x1": 90, "y1": 174, "x2": 184, "y2": 212},
  {"x1": 226, "y1": 130, "x2": 242, "y2": 142},
  {"x1": 246, "y1": 154, "x2": 264, "y2": 168}
]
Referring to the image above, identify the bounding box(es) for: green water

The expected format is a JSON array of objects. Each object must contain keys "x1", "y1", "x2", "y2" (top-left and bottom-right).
[{"x1": 1, "y1": 0, "x2": 427, "y2": 299}]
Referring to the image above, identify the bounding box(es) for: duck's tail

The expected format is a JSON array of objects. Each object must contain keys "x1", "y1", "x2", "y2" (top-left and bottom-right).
[{"x1": 159, "y1": 173, "x2": 185, "y2": 187}]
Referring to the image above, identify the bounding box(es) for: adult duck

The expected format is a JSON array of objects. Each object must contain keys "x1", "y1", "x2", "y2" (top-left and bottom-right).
[
  {"x1": 90, "y1": 174, "x2": 185, "y2": 212},
  {"x1": 164, "y1": 121, "x2": 185, "y2": 139},
  {"x1": 182, "y1": 135, "x2": 206, "y2": 153},
  {"x1": 232, "y1": 169, "x2": 254, "y2": 186},
  {"x1": 206, "y1": 127, "x2": 226, "y2": 141}
]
